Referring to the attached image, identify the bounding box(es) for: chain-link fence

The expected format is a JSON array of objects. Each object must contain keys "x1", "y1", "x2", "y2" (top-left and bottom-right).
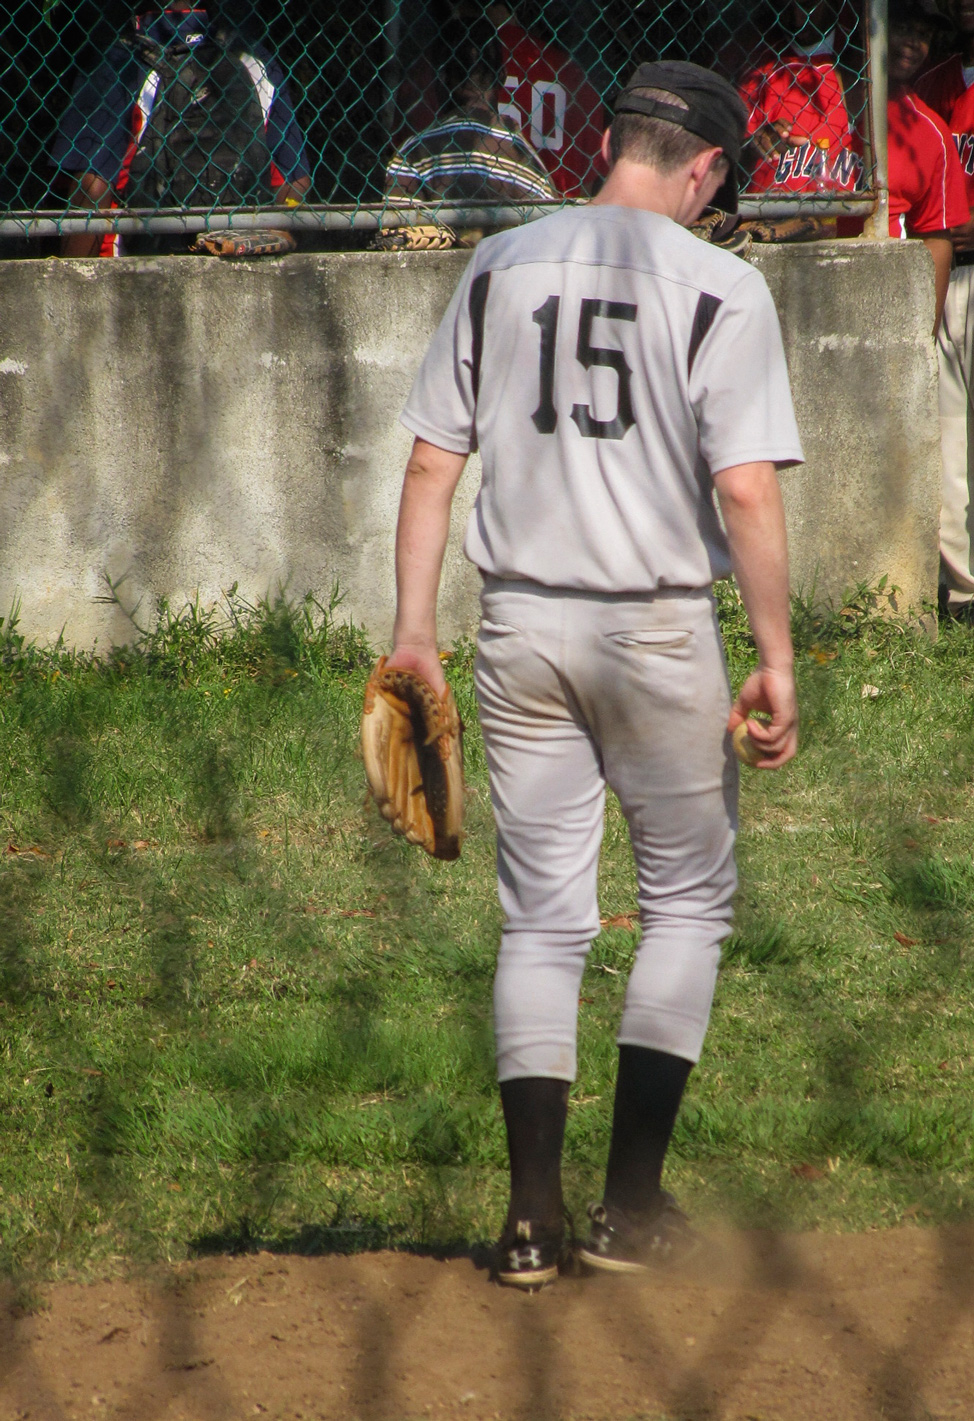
[{"x1": 1, "y1": 0, "x2": 883, "y2": 248}]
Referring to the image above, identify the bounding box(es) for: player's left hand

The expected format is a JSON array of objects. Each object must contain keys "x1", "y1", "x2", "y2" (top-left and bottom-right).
[
  {"x1": 385, "y1": 643, "x2": 448, "y2": 698},
  {"x1": 727, "y1": 667, "x2": 798, "y2": 769}
]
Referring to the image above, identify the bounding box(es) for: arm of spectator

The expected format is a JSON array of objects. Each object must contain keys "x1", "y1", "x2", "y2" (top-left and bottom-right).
[
  {"x1": 275, "y1": 174, "x2": 310, "y2": 205},
  {"x1": 902, "y1": 110, "x2": 968, "y2": 332},
  {"x1": 60, "y1": 172, "x2": 113, "y2": 258},
  {"x1": 264, "y1": 73, "x2": 312, "y2": 204},
  {"x1": 951, "y1": 213, "x2": 974, "y2": 252},
  {"x1": 750, "y1": 118, "x2": 804, "y2": 159},
  {"x1": 921, "y1": 233, "x2": 953, "y2": 337}
]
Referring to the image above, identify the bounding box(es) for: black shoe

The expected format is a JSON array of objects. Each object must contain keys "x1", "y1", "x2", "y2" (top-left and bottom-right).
[
  {"x1": 493, "y1": 1219, "x2": 565, "y2": 1291},
  {"x1": 577, "y1": 1193, "x2": 699, "y2": 1275}
]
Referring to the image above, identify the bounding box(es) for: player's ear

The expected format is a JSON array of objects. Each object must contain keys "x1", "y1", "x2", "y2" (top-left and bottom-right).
[
  {"x1": 600, "y1": 127, "x2": 612, "y2": 169},
  {"x1": 688, "y1": 146, "x2": 726, "y2": 196},
  {"x1": 689, "y1": 146, "x2": 723, "y2": 185}
]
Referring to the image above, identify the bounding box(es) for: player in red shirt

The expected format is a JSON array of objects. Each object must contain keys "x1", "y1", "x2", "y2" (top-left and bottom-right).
[
  {"x1": 491, "y1": 4, "x2": 604, "y2": 197},
  {"x1": 395, "y1": 5, "x2": 604, "y2": 198},
  {"x1": 738, "y1": 0, "x2": 861, "y2": 193},
  {"x1": 914, "y1": 0, "x2": 974, "y2": 615}
]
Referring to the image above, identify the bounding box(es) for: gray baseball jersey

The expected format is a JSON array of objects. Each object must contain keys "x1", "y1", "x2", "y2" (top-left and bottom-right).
[{"x1": 401, "y1": 204, "x2": 803, "y2": 593}]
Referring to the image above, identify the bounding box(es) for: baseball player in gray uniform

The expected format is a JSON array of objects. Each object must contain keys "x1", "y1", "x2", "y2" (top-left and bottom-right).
[{"x1": 385, "y1": 60, "x2": 802, "y2": 1289}]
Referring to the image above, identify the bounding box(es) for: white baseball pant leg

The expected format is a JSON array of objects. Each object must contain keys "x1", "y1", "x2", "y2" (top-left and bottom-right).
[
  {"x1": 938, "y1": 264, "x2": 974, "y2": 607},
  {"x1": 474, "y1": 578, "x2": 738, "y2": 1084}
]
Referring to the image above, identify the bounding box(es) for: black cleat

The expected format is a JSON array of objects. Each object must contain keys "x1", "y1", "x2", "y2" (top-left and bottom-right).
[
  {"x1": 493, "y1": 1219, "x2": 565, "y2": 1291},
  {"x1": 577, "y1": 1193, "x2": 700, "y2": 1275}
]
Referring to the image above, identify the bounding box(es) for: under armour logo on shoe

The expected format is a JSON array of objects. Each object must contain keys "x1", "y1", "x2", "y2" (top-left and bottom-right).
[{"x1": 510, "y1": 1246, "x2": 542, "y2": 1270}]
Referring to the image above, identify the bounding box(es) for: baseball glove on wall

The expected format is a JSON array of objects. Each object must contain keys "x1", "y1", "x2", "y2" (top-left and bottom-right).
[
  {"x1": 370, "y1": 223, "x2": 458, "y2": 252},
  {"x1": 191, "y1": 229, "x2": 296, "y2": 258},
  {"x1": 361, "y1": 657, "x2": 464, "y2": 860}
]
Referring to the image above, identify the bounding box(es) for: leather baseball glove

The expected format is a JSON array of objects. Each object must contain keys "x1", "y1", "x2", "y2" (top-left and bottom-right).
[
  {"x1": 191, "y1": 229, "x2": 296, "y2": 258},
  {"x1": 740, "y1": 214, "x2": 832, "y2": 243},
  {"x1": 361, "y1": 657, "x2": 464, "y2": 860},
  {"x1": 371, "y1": 222, "x2": 458, "y2": 251}
]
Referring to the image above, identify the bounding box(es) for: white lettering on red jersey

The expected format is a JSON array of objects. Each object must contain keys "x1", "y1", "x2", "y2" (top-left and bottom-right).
[
  {"x1": 495, "y1": 19, "x2": 604, "y2": 198},
  {"x1": 738, "y1": 49, "x2": 860, "y2": 192}
]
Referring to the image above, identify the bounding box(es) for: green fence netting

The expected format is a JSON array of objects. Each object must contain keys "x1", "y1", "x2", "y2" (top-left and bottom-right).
[{"x1": 1, "y1": 0, "x2": 878, "y2": 243}]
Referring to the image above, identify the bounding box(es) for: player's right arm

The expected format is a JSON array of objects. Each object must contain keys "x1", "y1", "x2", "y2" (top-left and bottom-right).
[
  {"x1": 714, "y1": 460, "x2": 797, "y2": 769},
  {"x1": 387, "y1": 437, "x2": 468, "y2": 697}
]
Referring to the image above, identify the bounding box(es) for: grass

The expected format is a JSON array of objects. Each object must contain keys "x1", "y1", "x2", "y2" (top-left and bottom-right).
[{"x1": 2, "y1": 579, "x2": 974, "y2": 1283}]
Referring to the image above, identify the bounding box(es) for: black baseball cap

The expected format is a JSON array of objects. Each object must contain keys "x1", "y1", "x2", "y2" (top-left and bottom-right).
[{"x1": 613, "y1": 61, "x2": 749, "y2": 165}]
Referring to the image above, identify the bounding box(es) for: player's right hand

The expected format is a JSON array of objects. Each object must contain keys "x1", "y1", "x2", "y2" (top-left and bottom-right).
[{"x1": 727, "y1": 667, "x2": 798, "y2": 769}]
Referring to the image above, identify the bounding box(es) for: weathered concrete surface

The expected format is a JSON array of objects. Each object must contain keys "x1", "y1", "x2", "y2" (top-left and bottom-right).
[
  {"x1": 749, "y1": 240, "x2": 941, "y2": 614},
  {"x1": 0, "y1": 240, "x2": 939, "y2": 650}
]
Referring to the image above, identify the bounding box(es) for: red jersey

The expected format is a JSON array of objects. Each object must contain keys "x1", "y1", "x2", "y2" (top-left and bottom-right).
[
  {"x1": 738, "y1": 46, "x2": 861, "y2": 192},
  {"x1": 917, "y1": 54, "x2": 974, "y2": 205},
  {"x1": 887, "y1": 91, "x2": 969, "y2": 235},
  {"x1": 494, "y1": 19, "x2": 604, "y2": 197}
]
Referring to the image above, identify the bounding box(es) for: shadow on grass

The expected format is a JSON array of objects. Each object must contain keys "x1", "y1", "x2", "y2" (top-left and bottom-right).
[
  {"x1": 187, "y1": 1212, "x2": 480, "y2": 1263},
  {"x1": 4, "y1": 591, "x2": 974, "y2": 1418}
]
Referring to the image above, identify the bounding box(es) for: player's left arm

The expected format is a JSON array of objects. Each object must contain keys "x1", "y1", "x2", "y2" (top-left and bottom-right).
[
  {"x1": 386, "y1": 437, "x2": 468, "y2": 696},
  {"x1": 714, "y1": 460, "x2": 797, "y2": 770}
]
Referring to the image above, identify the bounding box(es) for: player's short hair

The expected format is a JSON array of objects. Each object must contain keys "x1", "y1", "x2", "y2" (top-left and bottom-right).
[{"x1": 609, "y1": 89, "x2": 726, "y2": 173}]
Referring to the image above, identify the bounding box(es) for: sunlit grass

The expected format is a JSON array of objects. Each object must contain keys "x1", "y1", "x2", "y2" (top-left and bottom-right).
[{"x1": 1, "y1": 582, "x2": 974, "y2": 1280}]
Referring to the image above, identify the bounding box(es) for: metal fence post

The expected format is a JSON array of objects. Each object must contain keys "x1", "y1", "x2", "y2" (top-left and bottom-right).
[{"x1": 863, "y1": 0, "x2": 890, "y2": 239}]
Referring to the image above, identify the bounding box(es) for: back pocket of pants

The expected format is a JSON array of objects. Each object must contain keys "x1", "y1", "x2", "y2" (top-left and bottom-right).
[
  {"x1": 479, "y1": 619, "x2": 522, "y2": 638},
  {"x1": 605, "y1": 628, "x2": 691, "y2": 650}
]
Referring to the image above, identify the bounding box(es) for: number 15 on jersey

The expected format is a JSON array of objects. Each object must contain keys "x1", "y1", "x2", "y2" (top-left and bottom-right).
[{"x1": 531, "y1": 296, "x2": 637, "y2": 441}]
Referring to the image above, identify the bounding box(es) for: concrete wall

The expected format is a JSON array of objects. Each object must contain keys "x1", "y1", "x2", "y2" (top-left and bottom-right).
[
  {"x1": 0, "y1": 240, "x2": 939, "y2": 651},
  {"x1": 751, "y1": 240, "x2": 941, "y2": 616}
]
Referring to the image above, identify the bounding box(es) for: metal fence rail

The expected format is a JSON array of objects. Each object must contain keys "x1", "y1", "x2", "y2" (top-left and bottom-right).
[{"x1": 1, "y1": 0, "x2": 881, "y2": 245}]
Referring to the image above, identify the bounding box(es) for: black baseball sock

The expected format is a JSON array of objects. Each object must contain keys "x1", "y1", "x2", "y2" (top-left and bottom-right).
[
  {"x1": 602, "y1": 1045, "x2": 693, "y2": 1219},
  {"x1": 500, "y1": 1076, "x2": 570, "y2": 1235}
]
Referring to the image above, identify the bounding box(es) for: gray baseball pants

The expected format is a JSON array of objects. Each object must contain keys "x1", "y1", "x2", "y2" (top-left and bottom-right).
[{"x1": 474, "y1": 576, "x2": 739, "y2": 1084}]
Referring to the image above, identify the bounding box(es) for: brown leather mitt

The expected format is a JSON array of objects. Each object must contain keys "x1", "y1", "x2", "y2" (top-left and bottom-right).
[
  {"x1": 740, "y1": 214, "x2": 832, "y2": 244},
  {"x1": 361, "y1": 657, "x2": 464, "y2": 861},
  {"x1": 371, "y1": 222, "x2": 458, "y2": 251},
  {"x1": 190, "y1": 229, "x2": 296, "y2": 258}
]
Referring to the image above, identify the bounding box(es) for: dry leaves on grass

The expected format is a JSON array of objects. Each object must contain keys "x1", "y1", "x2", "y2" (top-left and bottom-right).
[
  {"x1": 601, "y1": 914, "x2": 637, "y2": 931},
  {"x1": 5, "y1": 843, "x2": 51, "y2": 859}
]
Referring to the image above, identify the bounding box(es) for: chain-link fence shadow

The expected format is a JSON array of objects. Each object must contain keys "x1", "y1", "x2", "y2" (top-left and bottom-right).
[{"x1": 2, "y1": 592, "x2": 974, "y2": 1419}]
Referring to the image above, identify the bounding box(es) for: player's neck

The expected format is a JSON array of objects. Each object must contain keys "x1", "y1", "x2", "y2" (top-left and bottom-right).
[
  {"x1": 963, "y1": 35, "x2": 974, "y2": 66},
  {"x1": 591, "y1": 160, "x2": 696, "y2": 224}
]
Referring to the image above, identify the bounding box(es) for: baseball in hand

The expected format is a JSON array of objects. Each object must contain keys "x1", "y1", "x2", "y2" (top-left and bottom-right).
[{"x1": 732, "y1": 720, "x2": 771, "y2": 766}]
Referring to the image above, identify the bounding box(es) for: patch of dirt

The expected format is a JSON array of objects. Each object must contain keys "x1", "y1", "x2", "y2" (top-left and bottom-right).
[{"x1": 2, "y1": 1227, "x2": 974, "y2": 1420}]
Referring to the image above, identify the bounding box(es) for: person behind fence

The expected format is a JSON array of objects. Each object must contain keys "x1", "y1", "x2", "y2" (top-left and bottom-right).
[
  {"x1": 394, "y1": 3, "x2": 604, "y2": 199},
  {"x1": 51, "y1": 1, "x2": 311, "y2": 258},
  {"x1": 737, "y1": 0, "x2": 861, "y2": 193},
  {"x1": 916, "y1": 0, "x2": 974, "y2": 618},
  {"x1": 384, "y1": 16, "x2": 558, "y2": 211},
  {"x1": 884, "y1": 3, "x2": 967, "y2": 332}
]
